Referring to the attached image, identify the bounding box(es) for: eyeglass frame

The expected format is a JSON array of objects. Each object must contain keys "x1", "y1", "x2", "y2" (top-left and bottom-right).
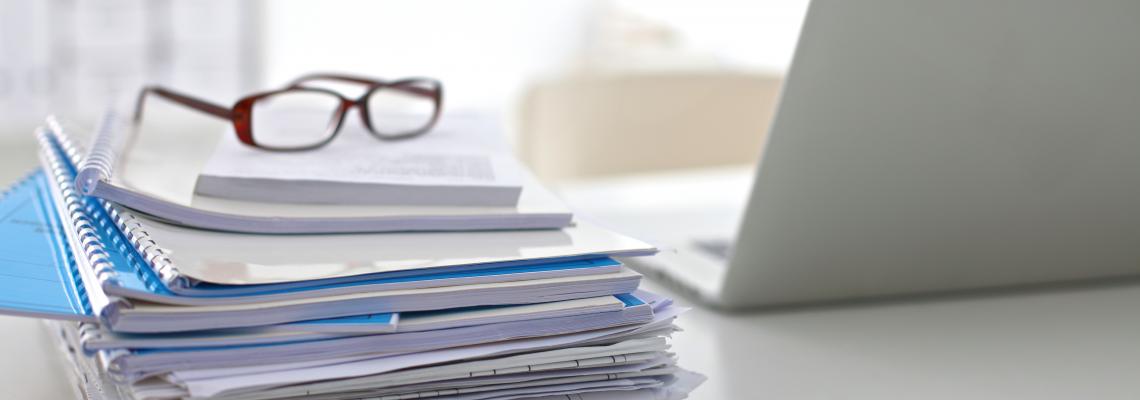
[{"x1": 133, "y1": 73, "x2": 444, "y2": 151}]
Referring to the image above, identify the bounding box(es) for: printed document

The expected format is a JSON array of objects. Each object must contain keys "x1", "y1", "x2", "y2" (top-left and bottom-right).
[{"x1": 195, "y1": 113, "x2": 524, "y2": 206}]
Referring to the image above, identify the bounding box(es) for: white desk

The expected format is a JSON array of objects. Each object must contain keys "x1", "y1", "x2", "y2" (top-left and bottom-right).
[
  {"x1": 554, "y1": 167, "x2": 1140, "y2": 400},
  {"x1": 651, "y1": 279, "x2": 1140, "y2": 399},
  {"x1": 4, "y1": 151, "x2": 1140, "y2": 399},
  {"x1": 4, "y1": 277, "x2": 1140, "y2": 399}
]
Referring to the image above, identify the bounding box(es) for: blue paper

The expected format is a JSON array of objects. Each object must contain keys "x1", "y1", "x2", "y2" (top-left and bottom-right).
[{"x1": 0, "y1": 172, "x2": 91, "y2": 320}]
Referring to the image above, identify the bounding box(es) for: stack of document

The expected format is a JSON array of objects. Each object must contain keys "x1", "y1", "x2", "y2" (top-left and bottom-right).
[
  {"x1": 0, "y1": 118, "x2": 704, "y2": 399},
  {"x1": 195, "y1": 117, "x2": 528, "y2": 207},
  {"x1": 74, "y1": 112, "x2": 573, "y2": 233}
]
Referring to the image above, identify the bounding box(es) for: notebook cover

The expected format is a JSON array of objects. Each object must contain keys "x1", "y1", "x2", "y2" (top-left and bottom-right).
[{"x1": 0, "y1": 171, "x2": 94, "y2": 321}]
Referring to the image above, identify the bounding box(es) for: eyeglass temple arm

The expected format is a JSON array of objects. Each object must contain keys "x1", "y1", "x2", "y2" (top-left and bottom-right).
[
  {"x1": 289, "y1": 74, "x2": 438, "y2": 98},
  {"x1": 134, "y1": 86, "x2": 233, "y2": 122}
]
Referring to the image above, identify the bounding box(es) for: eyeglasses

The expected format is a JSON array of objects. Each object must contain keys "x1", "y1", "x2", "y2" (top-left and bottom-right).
[{"x1": 133, "y1": 73, "x2": 444, "y2": 151}]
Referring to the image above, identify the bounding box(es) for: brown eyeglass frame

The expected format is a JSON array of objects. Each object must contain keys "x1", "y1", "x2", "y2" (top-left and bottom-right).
[{"x1": 133, "y1": 73, "x2": 444, "y2": 151}]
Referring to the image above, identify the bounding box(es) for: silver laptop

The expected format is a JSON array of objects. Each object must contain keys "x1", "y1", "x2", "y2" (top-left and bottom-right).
[{"x1": 626, "y1": 0, "x2": 1140, "y2": 308}]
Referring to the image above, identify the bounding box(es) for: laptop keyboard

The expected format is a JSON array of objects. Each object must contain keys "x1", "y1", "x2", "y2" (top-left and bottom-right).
[{"x1": 691, "y1": 239, "x2": 733, "y2": 261}]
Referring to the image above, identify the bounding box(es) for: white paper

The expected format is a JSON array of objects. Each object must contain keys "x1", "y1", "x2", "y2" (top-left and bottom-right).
[
  {"x1": 56, "y1": 112, "x2": 576, "y2": 233},
  {"x1": 201, "y1": 119, "x2": 520, "y2": 185},
  {"x1": 182, "y1": 338, "x2": 668, "y2": 398},
  {"x1": 112, "y1": 298, "x2": 654, "y2": 381},
  {"x1": 394, "y1": 295, "x2": 624, "y2": 333},
  {"x1": 208, "y1": 354, "x2": 675, "y2": 400},
  {"x1": 172, "y1": 305, "x2": 684, "y2": 397},
  {"x1": 429, "y1": 377, "x2": 663, "y2": 400},
  {"x1": 128, "y1": 355, "x2": 673, "y2": 400},
  {"x1": 128, "y1": 270, "x2": 640, "y2": 315},
  {"x1": 89, "y1": 296, "x2": 627, "y2": 350},
  {"x1": 131, "y1": 210, "x2": 653, "y2": 286},
  {"x1": 195, "y1": 119, "x2": 526, "y2": 206}
]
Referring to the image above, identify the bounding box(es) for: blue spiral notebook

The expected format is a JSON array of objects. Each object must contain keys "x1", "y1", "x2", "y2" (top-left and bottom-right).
[
  {"x1": 0, "y1": 128, "x2": 645, "y2": 333},
  {"x1": 0, "y1": 171, "x2": 93, "y2": 321},
  {"x1": 0, "y1": 165, "x2": 641, "y2": 333},
  {"x1": 0, "y1": 167, "x2": 641, "y2": 334}
]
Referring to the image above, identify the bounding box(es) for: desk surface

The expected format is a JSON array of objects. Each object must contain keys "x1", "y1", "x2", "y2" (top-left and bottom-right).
[
  {"x1": 556, "y1": 167, "x2": 1140, "y2": 399},
  {"x1": 6, "y1": 279, "x2": 1140, "y2": 399},
  {"x1": 3, "y1": 149, "x2": 1140, "y2": 399},
  {"x1": 655, "y1": 278, "x2": 1140, "y2": 399},
  {"x1": 6, "y1": 276, "x2": 1140, "y2": 399}
]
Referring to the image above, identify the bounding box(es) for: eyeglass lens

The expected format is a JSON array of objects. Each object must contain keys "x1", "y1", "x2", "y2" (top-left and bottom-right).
[
  {"x1": 367, "y1": 80, "x2": 438, "y2": 138},
  {"x1": 250, "y1": 90, "x2": 343, "y2": 150}
]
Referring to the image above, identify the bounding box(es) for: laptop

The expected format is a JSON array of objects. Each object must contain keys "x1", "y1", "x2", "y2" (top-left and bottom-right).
[{"x1": 622, "y1": 0, "x2": 1140, "y2": 308}]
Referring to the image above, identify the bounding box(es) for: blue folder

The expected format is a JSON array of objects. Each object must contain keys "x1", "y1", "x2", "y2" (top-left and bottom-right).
[{"x1": 0, "y1": 171, "x2": 93, "y2": 321}]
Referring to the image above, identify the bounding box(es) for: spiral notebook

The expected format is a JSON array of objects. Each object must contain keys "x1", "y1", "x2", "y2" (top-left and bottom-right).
[
  {"x1": 76, "y1": 295, "x2": 630, "y2": 352},
  {"x1": 79, "y1": 294, "x2": 648, "y2": 352},
  {"x1": 0, "y1": 127, "x2": 654, "y2": 333},
  {"x1": 0, "y1": 162, "x2": 643, "y2": 333},
  {"x1": 67, "y1": 112, "x2": 572, "y2": 233},
  {"x1": 0, "y1": 170, "x2": 94, "y2": 322},
  {"x1": 96, "y1": 295, "x2": 658, "y2": 384},
  {"x1": 43, "y1": 124, "x2": 655, "y2": 295}
]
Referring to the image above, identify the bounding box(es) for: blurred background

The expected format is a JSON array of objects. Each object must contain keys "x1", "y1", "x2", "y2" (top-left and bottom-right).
[{"x1": 0, "y1": 0, "x2": 807, "y2": 183}]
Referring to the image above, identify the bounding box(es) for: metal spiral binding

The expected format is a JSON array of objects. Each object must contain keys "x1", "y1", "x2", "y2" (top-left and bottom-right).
[
  {"x1": 75, "y1": 322, "x2": 103, "y2": 345},
  {"x1": 37, "y1": 128, "x2": 123, "y2": 293},
  {"x1": 46, "y1": 119, "x2": 189, "y2": 290},
  {"x1": 108, "y1": 207, "x2": 187, "y2": 289},
  {"x1": 50, "y1": 113, "x2": 117, "y2": 195},
  {"x1": 97, "y1": 348, "x2": 132, "y2": 384}
]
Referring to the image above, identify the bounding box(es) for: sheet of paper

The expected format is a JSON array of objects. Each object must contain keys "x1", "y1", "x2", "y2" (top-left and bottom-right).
[
  {"x1": 112, "y1": 111, "x2": 563, "y2": 214},
  {"x1": 533, "y1": 369, "x2": 705, "y2": 400},
  {"x1": 55, "y1": 112, "x2": 575, "y2": 234},
  {"x1": 132, "y1": 211, "x2": 652, "y2": 286},
  {"x1": 395, "y1": 295, "x2": 624, "y2": 332},
  {"x1": 168, "y1": 300, "x2": 680, "y2": 384},
  {"x1": 171, "y1": 305, "x2": 684, "y2": 397},
  {"x1": 199, "y1": 120, "x2": 524, "y2": 186},
  {"x1": 126, "y1": 356, "x2": 673, "y2": 400},
  {"x1": 431, "y1": 377, "x2": 663, "y2": 400},
  {"x1": 128, "y1": 270, "x2": 639, "y2": 314},
  {"x1": 185, "y1": 339, "x2": 667, "y2": 398},
  {"x1": 357, "y1": 357, "x2": 673, "y2": 396},
  {"x1": 194, "y1": 112, "x2": 530, "y2": 207}
]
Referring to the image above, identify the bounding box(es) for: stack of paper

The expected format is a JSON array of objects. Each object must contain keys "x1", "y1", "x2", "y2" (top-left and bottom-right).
[
  {"x1": 0, "y1": 118, "x2": 704, "y2": 399},
  {"x1": 195, "y1": 117, "x2": 528, "y2": 207},
  {"x1": 74, "y1": 113, "x2": 573, "y2": 233}
]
